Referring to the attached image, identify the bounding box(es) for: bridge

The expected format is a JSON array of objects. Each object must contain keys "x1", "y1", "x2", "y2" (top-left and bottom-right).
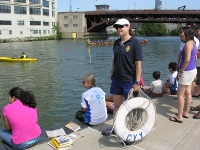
[{"x1": 84, "y1": 9, "x2": 200, "y2": 32}]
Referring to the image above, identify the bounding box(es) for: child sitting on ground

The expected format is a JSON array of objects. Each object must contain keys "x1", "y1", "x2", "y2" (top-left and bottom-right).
[
  {"x1": 143, "y1": 71, "x2": 164, "y2": 97},
  {"x1": 75, "y1": 74, "x2": 107, "y2": 126}
]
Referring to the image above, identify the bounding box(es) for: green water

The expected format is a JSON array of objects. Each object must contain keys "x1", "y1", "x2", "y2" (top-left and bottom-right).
[{"x1": 0, "y1": 36, "x2": 180, "y2": 129}]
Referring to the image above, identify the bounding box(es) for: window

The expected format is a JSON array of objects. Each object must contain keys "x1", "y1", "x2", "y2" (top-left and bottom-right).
[
  {"x1": 43, "y1": 30, "x2": 46, "y2": 34},
  {"x1": 0, "y1": 20, "x2": 11, "y2": 25},
  {"x1": 0, "y1": 5, "x2": 11, "y2": 13},
  {"x1": 73, "y1": 24, "x2": 78, "y2": 27},
  {"x1": 14, "y1": 6, "x2": 26, "y2": 14},
  {"x1": 43, "y1": 0, "x2": 49, "y2": 7},
  {"x1": 43, "y1": 9, "x2": 49, "y2": 16},
  {"x1": 30, "y1": 8, "x2": 40, "y2": 15},
  {"x1": 14, "y1": 0, "x2": 26, "y2": 3},
  {"x1": 73, "y1": 15, "x2": 78, "y2": 19},
  {"x1": 30, "y1": 21, "x2": 41, "y2": 25},
  {"x1": 52, "y1": 2, "x2": 54, "y2": 9},
  {"x1": 39, "y1": 30, "x2": 41, "y2": 34},
  {"x1": 20, "y1": 31, "x2": 23, "y2": 34},
  {"x1": 64, "y1": 24, "x2": 68, "y2": 27},
  {"x1": 64, "y1": 16, "x2": 68, "y2": 19},
  {"x1": 9, "y1": 30, "x2": 12, "y2": 34},
  {"x1": 43, "y1": 21, "x2": 49, "y2": 26},
  {"x1": 52, "y1": 11, "x2": 54, "y2": 17},
  {"x1": 18, "y1": 21, "x2": 24, "y2": 25},
  {"x1": 33, "y1": 30, "x2": 38, "y2": 34},
  {"x1": 52, "y1": 22, "x2": 55, "y2": 26},
  {"x1": 30, "y1": 0, "x2": 40, "y2": 4}
]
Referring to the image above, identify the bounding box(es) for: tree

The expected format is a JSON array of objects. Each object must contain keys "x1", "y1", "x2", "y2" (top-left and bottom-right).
[
  {"x1": 135, "y1": 23, "x2": 167, "y2": 36},
  {"x1": 168, "y1": 24, "x2": 182, "y2": 36},
  {"x1": 142, "y1": 23, "x2": 167, "y2": 36},
  {"x1": 52, "y1": 26, "x2": 63, "y2": 39}
]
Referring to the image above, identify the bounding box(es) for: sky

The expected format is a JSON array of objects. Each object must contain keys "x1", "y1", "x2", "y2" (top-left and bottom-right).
[{"x1": 57, "y1": 0, "x2": 200, "y2": 12}]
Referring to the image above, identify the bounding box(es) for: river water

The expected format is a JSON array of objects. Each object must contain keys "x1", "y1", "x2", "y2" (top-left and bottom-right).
[{"x1": 0, "y1": 36, "x2": 180, "y2": 129}]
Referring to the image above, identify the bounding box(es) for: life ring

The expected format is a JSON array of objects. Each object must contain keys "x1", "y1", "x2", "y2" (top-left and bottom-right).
[{"x1": 114, "y1": 97, "x2": 156, "y2": 142}]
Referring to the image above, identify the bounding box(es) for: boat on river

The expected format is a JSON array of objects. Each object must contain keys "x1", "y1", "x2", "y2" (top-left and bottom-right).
[
  {"x1": 0, "y1": 56, "x2": 37, "y2": 62},
  {"x1": 86, "y1": 39, "x2": 116, "y2": 46}
]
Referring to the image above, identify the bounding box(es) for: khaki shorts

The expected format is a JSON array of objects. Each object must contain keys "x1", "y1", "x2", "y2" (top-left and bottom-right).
[{"x1": 178, "y1": 69, "x2": 197, "y2": 85}]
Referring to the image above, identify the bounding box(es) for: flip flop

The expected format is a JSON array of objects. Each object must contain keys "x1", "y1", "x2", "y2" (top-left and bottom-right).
[
  {"x1": 192, "y1": 94, "x2": 200, "y2": 97},
  {"x1": 169, "y1": 117, "x2": 183, "y2": 123},
  {"x1": 175, "y1": 113, "x2": 189, "y2": 118}
]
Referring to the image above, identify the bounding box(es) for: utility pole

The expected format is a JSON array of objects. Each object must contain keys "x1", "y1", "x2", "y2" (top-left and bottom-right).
[
  {"x1": 128, "y1": 0, "x2": 130, "y2": 10},
  {"x1": 94, "y1": 0, "x2": 95, "y2": 11},
  {"x1": 134, "y1": 2, "x2": 136, "y2": 10},
  {"x1": 69, "y1": 0, "x2": 72, "y2": 12}
]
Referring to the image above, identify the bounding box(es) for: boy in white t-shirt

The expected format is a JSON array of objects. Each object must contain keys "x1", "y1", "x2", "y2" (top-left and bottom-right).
[
  {"x1": 143, "y1": 71, "x2": 163, "y2": 97},
  {"x1": 75, "y1": 74, "x2": 107, "y2": 125}
]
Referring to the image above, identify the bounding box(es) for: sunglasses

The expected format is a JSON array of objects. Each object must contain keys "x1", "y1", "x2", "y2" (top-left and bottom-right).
[
  {"x1": 113, "y1": 25, "x2": 126, "y2": 29},
  {"x1": 82, "y1": 81, "x2": 89, "y2": 84}
]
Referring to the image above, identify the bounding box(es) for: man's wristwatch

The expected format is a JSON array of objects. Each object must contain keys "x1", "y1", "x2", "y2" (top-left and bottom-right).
[{"x1": 135, "y1": 81, "x2": 141, "y2": 85}]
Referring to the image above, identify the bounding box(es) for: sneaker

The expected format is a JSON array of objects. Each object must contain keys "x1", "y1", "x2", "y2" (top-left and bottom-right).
[{"x1": 122, "y1": 141, "x2": 134, "y2": 146}]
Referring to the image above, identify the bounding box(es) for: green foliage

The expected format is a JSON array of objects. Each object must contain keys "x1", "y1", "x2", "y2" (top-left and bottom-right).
[
  {"x1": 168, "y1": 24, "x2": 182, "y2": 36},
  {"x1": 52, "y1": 26, "x2": 63, "y2": 40},
  {"x1": 135, "y1": 23, "x2": 167, "y2": 36},
  {"x1": 2, "y1": 39, "x2": 7, "y2": 43},
  {"x1": 143, "y1": 23, "x2": 167, "y2": 36}
]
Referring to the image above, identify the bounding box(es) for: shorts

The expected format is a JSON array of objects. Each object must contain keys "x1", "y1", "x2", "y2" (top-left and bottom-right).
[
  {"x1": 170, "y1": 89, "x2": 177, "y2": 95},
  {"x1": 75, "y1": 111, "x2": 92, "y2": 126},
  {"x1": 110, "y1": 76, "x2": 137, "y2": 100},
  {"x1": 150, "y1": 92, "x2": 163, "y2": 97},
  {"x1": 195, "y1": 67, "x2": 200, "y2": 85},
  {"x1": 178, "y1": 69, "x2": 197, "y2": 85}
]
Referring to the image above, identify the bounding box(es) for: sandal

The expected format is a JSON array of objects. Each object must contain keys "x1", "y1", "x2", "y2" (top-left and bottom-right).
[
  {"x1": 190, "y1": 106, "x2": 200, "y2": 111},
  {"x1": 169, "y1": 116, "x2": 183, "y2": 123},
  {"x1": 101, "y1": 127, "x2": 115, "y2": 136},
  {"x1": 193, "y1": 111, "x2": 200, "y2": 119}
]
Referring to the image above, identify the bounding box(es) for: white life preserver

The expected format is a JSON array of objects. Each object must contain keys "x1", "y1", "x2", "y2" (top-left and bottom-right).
[{"x1": 114, "y1": 97, "x2": 156, "y2": 142}]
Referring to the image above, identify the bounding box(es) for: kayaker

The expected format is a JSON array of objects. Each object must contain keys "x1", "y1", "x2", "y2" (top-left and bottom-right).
[{"x1": 20, "y1": 52, "x2": 28, "y2": 59}]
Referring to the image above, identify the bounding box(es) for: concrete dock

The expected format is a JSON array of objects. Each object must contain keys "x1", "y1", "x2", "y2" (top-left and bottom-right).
[{"x1": 2, "y1": 94, "x2": 200, "y2": 150}]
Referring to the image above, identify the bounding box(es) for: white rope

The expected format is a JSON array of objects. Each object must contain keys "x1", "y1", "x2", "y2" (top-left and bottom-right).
[{"x1": 111, "y1": 88, "x2": 157, "y2": 147}]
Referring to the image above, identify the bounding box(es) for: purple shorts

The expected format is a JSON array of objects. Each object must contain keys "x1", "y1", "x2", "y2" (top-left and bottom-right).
[{"x1": 110, "y1": 76, "x2": 136, "y2": 100}]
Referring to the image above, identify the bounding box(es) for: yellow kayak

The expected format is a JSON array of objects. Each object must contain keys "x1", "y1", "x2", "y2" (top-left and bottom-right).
[{"x1": 0, "y1": 57, "x2": 37, "y2": 62}]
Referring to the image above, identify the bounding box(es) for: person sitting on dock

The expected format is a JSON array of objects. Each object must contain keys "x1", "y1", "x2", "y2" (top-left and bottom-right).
[
  {"x1": 163, "y1": 62, "x2": 178, "y2": 95},
  {"x1": 20, "y1": 52, "x2": 28, "y2": 59},
  {"x1": 0, "y1": 87, "x2": 41, "y2": 149},
  {"x1": 143, "y1": 71, "x2": 164, "y2": 97},
  {"x1": 75, "y1": 74, "x2": 107, "y2": 126}
]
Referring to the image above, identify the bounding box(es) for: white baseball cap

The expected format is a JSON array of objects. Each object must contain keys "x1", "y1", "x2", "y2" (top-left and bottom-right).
[{"x1": 113, "y1": 18, "x2": 130, "y2": 26}]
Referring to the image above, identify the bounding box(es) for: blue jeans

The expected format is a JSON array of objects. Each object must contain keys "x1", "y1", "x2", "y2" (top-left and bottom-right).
[{"x1": 0, "y1": 129, "x2": 40, "y2": 149}]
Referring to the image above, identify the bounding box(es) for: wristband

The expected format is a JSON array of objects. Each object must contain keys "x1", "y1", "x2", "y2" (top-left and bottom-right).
[{"x1": 179, "y1": 70, "x2": 183, "y2": 73}]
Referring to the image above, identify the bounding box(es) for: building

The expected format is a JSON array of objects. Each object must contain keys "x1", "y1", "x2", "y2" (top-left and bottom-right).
[
  {"x1": 58, "y1": 12, "x2": 86, "y2": 39},
  {"x1": 58, "y1": 5, "x2": 110, "y2": 39},
  {"x1": 0, "y1": 0, "x2": 57, "y2": 39},
  {"x1": 155, "y1": 0, "x2": 162, "y2": 9}
]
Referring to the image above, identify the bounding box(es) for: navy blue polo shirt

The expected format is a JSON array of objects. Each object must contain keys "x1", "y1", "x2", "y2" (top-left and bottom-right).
[{"x1": 113, "y1": 36, "x2": 142, "y2": 82}]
